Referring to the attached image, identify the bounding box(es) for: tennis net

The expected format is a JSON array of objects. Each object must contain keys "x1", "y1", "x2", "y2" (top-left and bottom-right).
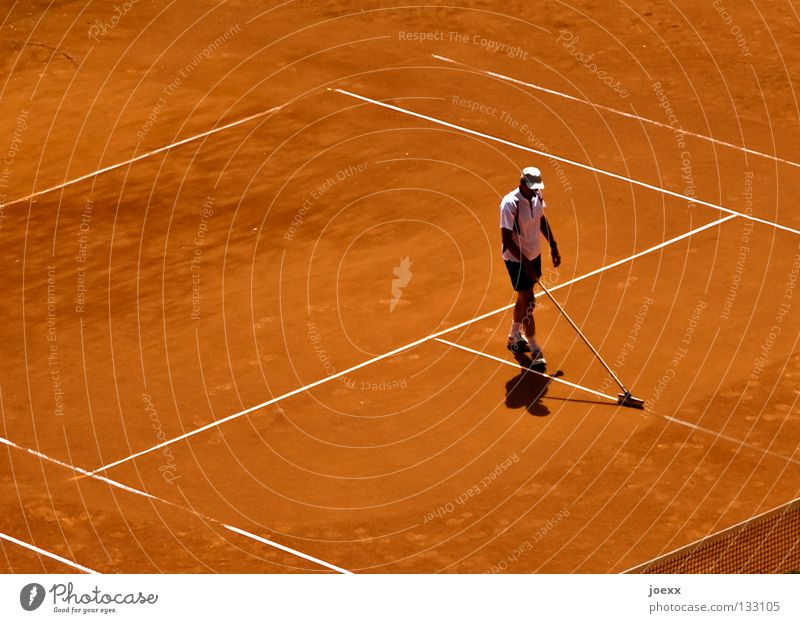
[{"x1": 627, "y1": 497, "x2": 800, "y2": 574}]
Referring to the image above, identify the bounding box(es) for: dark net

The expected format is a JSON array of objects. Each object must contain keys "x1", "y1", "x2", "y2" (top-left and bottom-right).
[{"x1": 628, "y1": 499, "x2": 800, "y2": 574}]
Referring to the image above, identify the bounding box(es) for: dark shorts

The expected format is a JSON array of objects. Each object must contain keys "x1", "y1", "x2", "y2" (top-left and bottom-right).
[{"x1": 505, "y1": 255, "x2": 541, "y2": 292}]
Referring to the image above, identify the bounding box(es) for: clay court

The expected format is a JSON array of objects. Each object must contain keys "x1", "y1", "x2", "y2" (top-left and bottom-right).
[{"x1": 1, "y1": 0, "x2": 799, "y2": 573}]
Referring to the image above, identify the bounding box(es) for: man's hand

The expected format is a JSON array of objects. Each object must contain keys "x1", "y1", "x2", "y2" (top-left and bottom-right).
[
  {"x1": 551, "y1": 243, "x2": 561, "y2": 268},
  {"x1": 522, "y1": 256, "x2": 538, "y2": 280}
]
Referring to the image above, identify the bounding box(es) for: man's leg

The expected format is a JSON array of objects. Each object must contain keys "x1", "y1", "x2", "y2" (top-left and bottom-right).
[
  {"x1": 517, "y1": 289, "x2": 536, "y2": 339},
  {"x1": 518, "y1": 289, "x2": 545, "y2": 364},
  {"x1": 506, "y1": 261, "x2": 537, "y2": 355},
  {"x1": 508, "y1": 290, "x2": 536, "y2": 354},
  {"x1": 505, "y1": 258, "x2": 544, "y2": 362}
]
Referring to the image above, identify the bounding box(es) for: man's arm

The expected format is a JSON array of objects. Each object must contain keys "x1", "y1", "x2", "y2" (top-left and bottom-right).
[{"x1": 540, "y1": 215, "x2": 561, "y2": 267}]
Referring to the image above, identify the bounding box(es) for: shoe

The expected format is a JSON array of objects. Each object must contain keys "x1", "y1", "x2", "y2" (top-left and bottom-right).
[
  {"x1": 530, "y1": 347, "x2": 546, "y2": 366},
  {"x1": 507, "y1": 335, "x2": 531, "y2": 353}
]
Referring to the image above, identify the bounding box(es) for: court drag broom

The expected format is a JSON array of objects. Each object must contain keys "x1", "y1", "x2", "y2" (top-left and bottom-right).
[{"x1": 536, "y1": 280, "x2": 645, "y2": 409}]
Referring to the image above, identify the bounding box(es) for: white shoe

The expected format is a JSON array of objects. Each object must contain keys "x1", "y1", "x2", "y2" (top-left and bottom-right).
[
  {"x1": 507, "y1": 335, "x2": 531, "y2": 354},
  {"x1": 530, "y1": 347, "x2": 546, "y2": 366}
]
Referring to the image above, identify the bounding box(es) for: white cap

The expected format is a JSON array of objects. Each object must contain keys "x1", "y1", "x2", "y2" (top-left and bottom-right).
[{"x1": 521, "y1": 166, "x2": 544, "y2": 190}]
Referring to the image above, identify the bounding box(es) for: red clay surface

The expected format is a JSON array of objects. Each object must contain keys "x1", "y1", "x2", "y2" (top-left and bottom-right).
[{"x1": 1, "y1": 0, "x2": 798, "y2": 573}]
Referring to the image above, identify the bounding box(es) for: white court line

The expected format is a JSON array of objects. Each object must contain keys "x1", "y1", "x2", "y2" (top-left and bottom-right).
[
  {"x1": 546, "y1": 214, "x2": 737, "y2": 290},
  {"x1": 434, "y1": 337, "x2": 618, "y2": 402},
  {"x1": 88, "y1": 326, "x2": 455, "y2": 474},
  {"x1": 663, "y1": 416, "x2": 800, "y2": 466},
  {"x1": 223, "y1": 525, "x2": 351, "y2": 574},
  {"x1": 90, "y1": 214, "x2": 733, "y2": 475},
  {"x1": 432, "y1": 340, "x2": 800, "y2": 466},
  {"x1": 0, "y1": 434, "x2": 160, "y2": 499},
  {"x1": 0, "y1": 436, "x2": 348, "y2": 574},
  {"x1": 332, "y1": 88, "x2": 800, "y2": 237},
  {"x1": 432, "y1": 54, "x2": 800, "y2": 170},
  {"x1": 0, "y1": 531, "x2": 98, "y2": 574},
  {"x1": 1, "y1": 105, "x2": 285, "y2": 208},
  {"x1": 622, "y1": 495, "x2": 800, "y2": 573}
]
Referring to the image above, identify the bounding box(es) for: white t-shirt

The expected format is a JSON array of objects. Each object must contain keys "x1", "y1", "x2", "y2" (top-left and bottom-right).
[{"x1": 499, "y1": 188, "x2": 545, "y2": 261}]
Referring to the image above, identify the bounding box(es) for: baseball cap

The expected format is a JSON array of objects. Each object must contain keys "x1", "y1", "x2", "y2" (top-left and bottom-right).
[{"x1": 521, "y1": 166, "x2": 545, "y2": 190}]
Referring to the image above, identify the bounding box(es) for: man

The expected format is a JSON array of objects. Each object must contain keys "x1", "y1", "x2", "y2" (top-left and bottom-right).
[{"x1": 500, "y1": 166, "x2": 561, "y2": 365}]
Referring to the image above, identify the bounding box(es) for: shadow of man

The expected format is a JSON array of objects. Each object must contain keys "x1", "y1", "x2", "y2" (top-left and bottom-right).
[{"x1": 505, "y1": 353, "x2": 552, "y2": 417}]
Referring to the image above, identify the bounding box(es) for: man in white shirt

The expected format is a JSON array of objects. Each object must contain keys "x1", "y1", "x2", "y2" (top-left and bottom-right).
[{"x1": 500, "y1": 166, "x2": 561, "y2": 365}]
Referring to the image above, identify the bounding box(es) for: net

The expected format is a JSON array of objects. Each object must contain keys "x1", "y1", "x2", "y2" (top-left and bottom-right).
[{"x1": 627, "y1": 498, "x2": 800, "y2": 574}]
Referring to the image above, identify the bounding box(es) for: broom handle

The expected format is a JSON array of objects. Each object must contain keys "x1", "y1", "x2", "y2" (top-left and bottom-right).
[{"x1": 536, "y1": 280, "x2": 628, "y2": 394}]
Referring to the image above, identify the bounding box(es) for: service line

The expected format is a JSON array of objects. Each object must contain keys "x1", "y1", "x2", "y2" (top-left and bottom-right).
[{"x1": 0, "y1": 530, "x2": 98, "y2": 574}]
